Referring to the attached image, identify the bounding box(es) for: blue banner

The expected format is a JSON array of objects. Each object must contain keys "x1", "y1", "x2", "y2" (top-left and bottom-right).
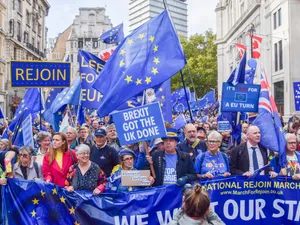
[
  {"x1": 4, "y1": 176, "x2": 300, "y2": 225},
  {"x1": 10, "y1": 61, "x2": 71, "y2": 87},
  {"x1": 217, "y1": 121, "x2": 231, "y2": 132},
  {"x1": 111, "y1": 102, "x2": 167, "y2": 146},
  {"x1": 78, "y1": 50, "x2": 106, "y2": 109},
  {"x1": 221, "y1": 82, "x2": 260, "y2": 112},
  {"x1": 293, "y1": 82, "x2": 300, "y2": 111}
]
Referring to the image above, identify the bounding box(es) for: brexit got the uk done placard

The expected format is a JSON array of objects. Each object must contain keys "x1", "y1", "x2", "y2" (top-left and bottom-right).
[{"x1": 10, "y1": 61, "x2": 72, "y2": 87}]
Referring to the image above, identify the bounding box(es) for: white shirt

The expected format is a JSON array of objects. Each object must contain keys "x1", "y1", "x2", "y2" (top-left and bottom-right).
[{"x1": 247, "y1": 142, "x2": 264, "y2": 175}]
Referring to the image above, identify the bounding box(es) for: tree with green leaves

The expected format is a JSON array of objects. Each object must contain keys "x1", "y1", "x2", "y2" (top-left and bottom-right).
[{"x1": 171, "y1": 29, "x2": 218, "y2": 99}]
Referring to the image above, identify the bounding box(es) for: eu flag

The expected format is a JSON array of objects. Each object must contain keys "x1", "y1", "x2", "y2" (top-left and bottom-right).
[
  {"x1": 172, "y1": 87, "x2": 191, "y2": 114},
  {"x1": 293, "y1": 82, "x2": 300, "y2": 111},
  {"x1": 3, "y1": 89, "x2": 44, "y2": 145},
  {"x1": 93, "y1": 10, "x2": 186, "y2": 117},
  {"x1": 252, "y1": 70, "x2": 286, "y2": 166},
  {"x1": 198, "y1": 90, "x2": 215, "y2": 109},
  {"x1": 227, "y1": 51, "x2": 246, "y2": 85},
  {"x1": 45, "y1": 88, "x2": 63, "y2": 109},
  {"x1": 100, "y1": 23, "x2": 124, "y2": 44},
  {"x1": 0, "y1": 107, "x2": 4, "y2": 119}
]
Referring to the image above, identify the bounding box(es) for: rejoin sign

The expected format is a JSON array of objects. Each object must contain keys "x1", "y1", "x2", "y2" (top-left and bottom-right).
[
  {"x1": 221, "y1": 82, "x2": 260, "y2": 112},
  {"x1": 112, "y1": 102, "x2": 166, "y2": 145},
  {"x1": 10, "y1": 61, "x2": 71, "y2": 87}
]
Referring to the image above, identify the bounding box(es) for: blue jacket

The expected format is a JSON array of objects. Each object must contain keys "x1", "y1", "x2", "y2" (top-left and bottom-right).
[{"x1": 177, "y1": 139, "x2": 207, "y2": 162}]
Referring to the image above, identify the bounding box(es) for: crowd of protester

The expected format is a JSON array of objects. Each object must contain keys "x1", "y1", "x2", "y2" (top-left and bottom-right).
[{"x1": 0, "y1": 111, "x2": 299, "y2": 224}]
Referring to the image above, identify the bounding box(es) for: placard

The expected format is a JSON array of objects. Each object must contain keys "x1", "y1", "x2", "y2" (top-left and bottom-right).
[
  {"x1": 121, "y1": 170, "x2": 151, "y2": 186},
  {"x1": 221, "y1": 82, "x2": 260, "y2": 112},
  {"x1": 217, "y1": 121, "x2": 231, "y2": 132},
  {"x1": 22, "y1": 114, "x2": 34, "y2": 148},
  {"x1": 10, "y1": 61, "x2": 71, "y2": 87},
  {"x1": 112, "y1": 102, "x2": 167, "y2": 145}
]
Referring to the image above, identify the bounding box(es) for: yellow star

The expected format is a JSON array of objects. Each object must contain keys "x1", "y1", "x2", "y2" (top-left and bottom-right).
[
  {"x1": 127, "y1": 39, "x2": 133, "y2": 45},
  {"x1": 18, "y1": 128, "x2": 22, "y2": 132},
  {"x1": 74, "y1": 222, "x2": 80, "y2": 225},
  {"x1": 60, "y1": 196, "x2": 66, "y2": 203},
  {"x1": 18, "y1": 110, "x2": 22, "y2": 114},
  {"x1": 138, "y1": 33, "x2": 145, "y2": 40},
  {"x1": 127, "y1": 101, "x2": 132, "y2": 107},
  {"x1": 40, "y1": 190, "x2": 45, "y2": 197},
  {"x1": 160, "y1": 102, "x2": 164, "y2": 107},
  {"x1": 47, "y1": 100, "x2": 50, "y2": 103},
  {"x1": 151, "y1": 67, "x2": 158, "y2": 75},
  {"x1": 32, "y1": 198, "x2": 39, "y2": 205},
  {"x1": 124, "y1": 75, "x2": 133, "y2": 83},
  {"x1": 159, "y1": 88, "x2": 163, "y2": 92},
  {"x1": 137, "y1": 97, "x2": 141, "y2": 103},
  {"x1": 52, "y1": 188, "x2": 57, "y2": 195},
  {"x1": 30, "y1": 210, "x2": 36, "y2": 217},
  {"x1": 69, "y1": 206, "x2": 75, "y2": 215},
  {"x1": 145, "y1": 77, "x2": 151, "y2": 85},
  {"x1": 13, "y1": 116, "x2": 16, "y2": 120},
  {"x1": 21, "y1": 100, "x2": 24, "y2": 103},
  {"x1": 135, "y1": 78, "x2": 142, "y2": 85},
  {"x1": 149, "y1": 35, "x2": 155, "y2": 42},
  {"x1": 58, "y1": 111, "x2": 62, "y2": 115},
  {"x1": 161, "y1": 95, "x2": 165, "y2": 100},
  {"x1": 153, "y1": 57, "x2": 160, "y2": 65},
  {"x1": 120, "y1": 49, "x2": 126, "y2": 55},
  {"x1": 153, "y1": 45, "x2": 158, "y2": 53},
  {"x1": 119, "y1": 59, "x2": 125, "y2": 67}
]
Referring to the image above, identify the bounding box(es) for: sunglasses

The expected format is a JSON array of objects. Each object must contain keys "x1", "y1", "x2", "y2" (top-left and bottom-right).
[{"x1": 19, "y1": 154, "x2": 30, "y2": 158}]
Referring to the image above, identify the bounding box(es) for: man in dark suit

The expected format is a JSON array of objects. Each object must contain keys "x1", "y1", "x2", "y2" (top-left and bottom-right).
[{"x1": 230, "y1": 125, "x2": 270, "y2": 176}]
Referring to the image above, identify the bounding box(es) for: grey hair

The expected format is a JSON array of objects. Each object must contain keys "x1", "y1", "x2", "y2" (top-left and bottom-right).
[
  {"x1": 75, "y1": 144, "x2": 90, "y2": 155},
  {"x1": 285, "y1": 133, "x2": 296, "y2": 141},
  {"x1": 36, "y1": 131, "x2": 52, "y2": 143},
  {"x1": 67, "y1": 126, "x2": 77, "y2": 136},
  {"x1": 207, "y1": 130, "x2": 222, "y2": 142},
  {"x1": 106, "y1": 123, "x2": 116, "y2": 130},
  {"x1": 19, "y1": 145, "x2": 34, "y2": 155}
]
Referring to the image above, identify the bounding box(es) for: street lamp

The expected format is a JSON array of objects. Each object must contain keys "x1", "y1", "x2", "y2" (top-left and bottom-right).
[{"x1": 248, "y1": 23, "x2": 256, "y2": 58}]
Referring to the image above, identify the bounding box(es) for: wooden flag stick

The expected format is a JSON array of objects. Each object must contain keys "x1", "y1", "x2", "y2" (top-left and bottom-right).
[{"x1": 143, "y1": 141, "x2": 156, "y2": 179}]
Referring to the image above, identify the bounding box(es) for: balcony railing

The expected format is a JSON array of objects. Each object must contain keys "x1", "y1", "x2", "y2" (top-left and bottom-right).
[{"x1": 26, "y1": 43, "x2": 45, "y2": 58}]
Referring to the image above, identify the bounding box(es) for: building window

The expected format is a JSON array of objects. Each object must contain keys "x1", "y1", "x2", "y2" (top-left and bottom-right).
[
  {"x1": 71, "y1": 42, "x2": 73, "y2": 48},
  {"x1": 70, "y1": 54, "x2": 73, "y2": 62},
  {"x1": 9, "y1": 20, "x2": 14, "y2": 34},
  {"x1": 15, "y1": 0, "x2": 22, "y2": 13},
  {"x1": 33, "y1": 0, "x2": 36, "y2": 9},
  {"x1": 38, "y1": 23, "x2": 41, "y2": 36},
  {"x1": 24, "y1": 32, "x2": 29, "y2": 43},
  {"x1": 240, "y1": 2, "x2": 244, "y2": 16},
  {"x1": 26, "y1": 10, "x2": 30, "y2": 25},
  {"x1": 279, "y1": 40, "x2": 283, "y2": 70},
  {"x1": 17, "y1": 21, "x2": 21, "y2": 42},
  {"x1": 37, "y1": 41, "x2": 40, "y2": 50},
  {"x1": 32, "y1": 37, "x2": 35, "y2": 47},
  {"x1": 278, "y1": 8, "x2": 282, "y2": 27},
  {"x1": 273, "y1": 12, "x2": 277, "y2": 30},
  {"x1": 274, "y1": 81, "x2": 284, "y2": 115},
  {"x1": 274, "y1": 43, "x2": 278, "y2": 72},
  {"x1": 32, "y1": 16, "x2": 36, "y2": 31},
  {"x1": 14, "y1": 47, "x2": 17, "y2": 60},
  {"x1": 92, "y1": 38, "x2": 98, "y2": 48},
  {"x1": 78, "y1": 38, "x2": 83, "y2": 49},
  {"x1": 55, "y1": 53, "x2": 60, "y2": 59}
]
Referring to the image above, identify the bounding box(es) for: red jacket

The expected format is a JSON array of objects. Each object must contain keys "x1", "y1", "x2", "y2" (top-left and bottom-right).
[
  {"x1": 297, "y1": 143, "x2": 300, "y2": 151},
  {"x1": 42, "y1": 150, "x2": 78, "y2": 187}
]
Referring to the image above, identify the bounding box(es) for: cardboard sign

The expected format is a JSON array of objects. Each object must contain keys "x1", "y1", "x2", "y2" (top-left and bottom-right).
[
  {"x1": 112, "y1": 102, "x2": 167, "y2": 145},
  {"x1": 10, "y1": 61, "x2": 71, "y2": 87},
  {"x1": 221, "y1": 82, "x2": 260, "y2": 112},
  {"x1": 121, "y1": 170, "x2": 151, "y2": 186}
]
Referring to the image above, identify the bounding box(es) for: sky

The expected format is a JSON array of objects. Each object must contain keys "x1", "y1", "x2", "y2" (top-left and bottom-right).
[{"x1": 46, "y1": 0, "x2": 219, "y2": 39}]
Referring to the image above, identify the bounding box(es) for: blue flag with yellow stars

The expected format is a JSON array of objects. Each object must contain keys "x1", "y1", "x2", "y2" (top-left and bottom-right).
[
  {"x1": 45, "y1": 88, "x2": 63, "y2": 109},
  {"x1": 93, "y1": 10, "x2": 186, "y2": 117},
  {"x1": 2, "y1": 88, "x2": 43, "y2": 145},
  {"x1": 100, "y1": 23, "x2": 124, "y2": 44},
  {"x1": 43, "y1": 78, "x2": 81, "y2": 131}
]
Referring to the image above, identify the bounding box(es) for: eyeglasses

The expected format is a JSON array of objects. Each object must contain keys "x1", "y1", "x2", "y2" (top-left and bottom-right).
[
  {"x1": 19, "y1": 154, "x2": 30, "y2": 158},
  {"x1": 287, "y1": 142, "x2": 297, "y2": 145},
  {"x1": 123, "y1": 157, "x2": 134, "y2": 162},
  {"x1": 79, "y1": 152, "x2": 89, "y2": 156},
  {"x1": 207, "y1": 140, "x2": 220, "y2": 144}
]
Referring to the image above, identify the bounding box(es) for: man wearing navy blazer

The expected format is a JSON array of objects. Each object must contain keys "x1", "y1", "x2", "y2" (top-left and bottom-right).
[{"x1": 230, "y1": 125, "x2": 271, "y2": 176}]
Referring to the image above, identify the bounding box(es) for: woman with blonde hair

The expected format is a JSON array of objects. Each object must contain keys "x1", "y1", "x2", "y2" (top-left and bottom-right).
[
  {"x1": 35, "y1": 131, "x2": 52, "y2": 165},
  {"x1": 42, "y1": 132, "x2": 77, "y2": 187},
  {"x1": 169, "y1": 183, "x2": 224, "y2": 225}
]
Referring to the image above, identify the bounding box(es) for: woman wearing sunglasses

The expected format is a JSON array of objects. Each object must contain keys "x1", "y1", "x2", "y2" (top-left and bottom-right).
[
  {"x1": 13, "y1": 146, "x2": 42, "y2": 180},
  {"x1": 106, "y1": 148, "x2": 154, "y2": 192},
  {"x1": 194, "y1": 131, "x2": 231, "y2": 179}
]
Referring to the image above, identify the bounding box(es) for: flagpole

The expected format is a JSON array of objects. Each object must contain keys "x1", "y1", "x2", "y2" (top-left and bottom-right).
[
  {"x1": 180, "y1": 70, "x2": 193, "y2": 122},
  {"x1": 39, "y1": 88, "x2": 42, "y2": 130}
]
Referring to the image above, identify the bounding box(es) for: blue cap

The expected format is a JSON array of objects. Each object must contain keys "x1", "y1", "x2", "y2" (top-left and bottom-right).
[
  {"x1": 94, "y1": 128, "x2": 106, "y2": 136},
  {"x1": 118, "y1": 148, "x2": 136, "y2": 159},
  {"x1": 162, "y1": 128, "x2": 180, "y2": 142},
  {"x1": 98, "y1": 120, "x2": 105, "y2": 125}
]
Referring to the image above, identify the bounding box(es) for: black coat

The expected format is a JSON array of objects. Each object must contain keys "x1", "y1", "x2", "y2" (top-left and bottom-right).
[
  {"x1": 230, "y1": 142, "x2": 270, "y2": 175},
  {"x1": 151, "y1": 150, "x2": 197, "y2": 187},
  {"x1": 177, "y1": 139, "x2": 207, "y2": 162}
]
